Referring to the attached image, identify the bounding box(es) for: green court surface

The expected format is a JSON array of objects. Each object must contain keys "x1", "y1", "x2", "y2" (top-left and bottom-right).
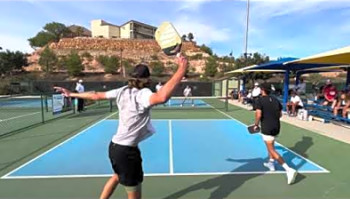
[{"x1": 0, "y1": 101, "x2": 349, "y2": 199}]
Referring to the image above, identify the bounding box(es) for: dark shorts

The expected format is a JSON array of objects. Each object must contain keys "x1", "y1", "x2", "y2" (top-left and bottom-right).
[
  {"x1": 109, "y1": 142, "x2": 143, "y2": 186},
  {"x1": 261, "y1": 125, "x2": 280, "y2": 136}
]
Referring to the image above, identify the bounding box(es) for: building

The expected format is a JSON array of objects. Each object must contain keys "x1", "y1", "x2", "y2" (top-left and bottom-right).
[{"x1": 91, "y1": 19, "x2": 157, "y2": 39}]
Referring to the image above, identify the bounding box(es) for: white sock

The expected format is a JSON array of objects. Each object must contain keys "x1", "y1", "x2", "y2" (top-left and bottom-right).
[
  {"x1": 282, "y1": 163, "x2": 291, "y2": 171},
  {"x1": 269, "y1": 159, "x2": 274, "y2": 163}
]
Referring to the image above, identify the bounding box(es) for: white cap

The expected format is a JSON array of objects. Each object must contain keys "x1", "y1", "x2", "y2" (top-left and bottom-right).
[
  {"x1": 254, "y1": 82, "x2": 259, "y2": 86},
  {"x1": 78, "y1": 79, "x2": 83, "y2": 83},
  {"x1": 326, "y1": 79, "x2": 331, "y2": 84}
]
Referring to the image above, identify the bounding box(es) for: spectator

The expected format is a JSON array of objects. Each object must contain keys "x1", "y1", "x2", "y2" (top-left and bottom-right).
[
  {"x1": 242, "y1": 89, "x2": 253, "y2": 105},
  {"x1": 286, "y1": 91, "x2": 303, "y2": 116},
  {"x1": 322, "y1": 79, "x2": 337, "y2": 109},
  {"x1": 295, "y1": 78, "x2": 306, "y2": 95},
  {"x1": 252, "y1": 82, "x2": 261, "y2": 110},
  {"x1": 75, "y1": 79, "x2": 85, "y2": 112},
  {"x1": 155, "y1": 82, "x2": 162, "y2": 92},
  {"x1": 333, "y1": 91, "x2": 349, "y2": 117}
]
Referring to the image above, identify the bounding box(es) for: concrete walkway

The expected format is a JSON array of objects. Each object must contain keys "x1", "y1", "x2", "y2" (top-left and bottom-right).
[{"x1": 229, "y1": 99, "x2": 350, "y2": 144}]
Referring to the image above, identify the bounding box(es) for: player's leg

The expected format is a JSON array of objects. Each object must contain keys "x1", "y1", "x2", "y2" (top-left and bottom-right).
[
  {"x1": 181, "y1": 96, "x2": 187, "y2": 106},
  {"x1": 100, "y1": 174, "x2": 119, "y2": 199},
  {"x1": 126, "y1": 185, "x2": 142, "y2": 199},
  {"x1": 263, "y1": 136, "x2": 297, "y2": 184}
]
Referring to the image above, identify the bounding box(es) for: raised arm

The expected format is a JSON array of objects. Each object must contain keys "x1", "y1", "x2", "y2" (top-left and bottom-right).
[
  {"x1": 149, "y1": 56, "x2": 188, "y2": 106},
  {"x1": 53, "y1": 87, "x2": 107, "y2": 101}
]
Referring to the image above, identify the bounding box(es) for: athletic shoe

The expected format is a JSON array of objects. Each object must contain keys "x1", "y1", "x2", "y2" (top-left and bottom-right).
[
  {"x1": 286, "y1": 169, "x2": 297, "y2": 185},
  {"x1": 192, "y1": 104, "x2": 195, "y2": 107},
  {"x1": 263, "y1": 162, "x2": 275, "y2": 171}
]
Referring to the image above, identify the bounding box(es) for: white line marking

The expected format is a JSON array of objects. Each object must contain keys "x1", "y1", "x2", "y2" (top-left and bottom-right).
[
  {"x1": 105, "y1": 119, "x2": 233, "y2": 121},
  {"x1": 0, "y1": 112, "x2": 40, "y2": 122},
  {"x1": 1, "y1": 111, "x2": 118, "y2": 179},
  {"x1": 1, "y1": 169, "x2": 329, "y2": 179},
  {"x1": 168, "y1": 120, "x2": 174, "y2": 174},
  {"x1": 210, "y1": 106, "x2": 330, "y2": 173}
]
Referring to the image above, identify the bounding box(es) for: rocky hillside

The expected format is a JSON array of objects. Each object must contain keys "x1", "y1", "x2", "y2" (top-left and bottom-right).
[{"x1": 26, "y1": 37, "x2": 210, "y2": 74}]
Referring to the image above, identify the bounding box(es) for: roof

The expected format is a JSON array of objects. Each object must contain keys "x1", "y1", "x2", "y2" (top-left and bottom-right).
[
  {"x1": 286, "y1": 46, "x2": 350, "y2": 65},
  {"x1": 120, "y1": 20, "x2": 157, "y2": 29}
]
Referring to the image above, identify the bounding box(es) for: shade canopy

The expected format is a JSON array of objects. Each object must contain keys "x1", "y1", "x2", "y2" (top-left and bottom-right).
[{"x1": 286, "y1": 46, "x2": 350, "y2": 65}]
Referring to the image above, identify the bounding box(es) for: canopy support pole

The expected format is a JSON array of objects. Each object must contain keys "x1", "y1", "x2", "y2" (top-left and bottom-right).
[
  {"x1": 346, "y1": 67, "x2": 350, "y2": 87},
  {"x1": 283, "y1": 70, "x2": 290, "y2": 111}
]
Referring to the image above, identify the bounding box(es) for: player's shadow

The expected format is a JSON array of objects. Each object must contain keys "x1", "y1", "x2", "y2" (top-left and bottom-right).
[
  {"x1": 162, "y1": 158, "x2": 264, "y2": 199},
  {"x1": 276, "y1": 136, "x2": 314, "y2": 183},
  {"x1": 163, "y1": 137, "x2": 314, "y2": 199}
]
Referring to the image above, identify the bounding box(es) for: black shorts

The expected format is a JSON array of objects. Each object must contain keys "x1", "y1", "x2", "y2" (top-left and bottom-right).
[{"x1": 109, "y1": 142, "x2": 143, "y2": 186}]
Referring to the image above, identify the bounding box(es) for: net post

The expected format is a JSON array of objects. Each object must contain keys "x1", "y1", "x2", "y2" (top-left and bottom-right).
[
  {"x1": 45, "y1": 95, "x2": 49, "y2": 112},
  {"x1": 109, "y1": 99, "x2": 113, "y2": 112},
  {"x1": 72, "y1": 97, "x2": 76, "y2": 114},
  {"x1": 40, "y1": 94, "x2": 45, "y2": 123}
]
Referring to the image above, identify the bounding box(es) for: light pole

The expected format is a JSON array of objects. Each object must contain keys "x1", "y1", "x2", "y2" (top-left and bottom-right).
[{"x1": 242, "y1": 0, "x2": 250, "y2": 92}]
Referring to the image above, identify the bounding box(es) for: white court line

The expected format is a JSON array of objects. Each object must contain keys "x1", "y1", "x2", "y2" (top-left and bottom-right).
[
  {"x1": 1, "y1": 111, "x2": 118, "y2": 179},
  {"x1": 0, "y1": 112, "x2": 40, "y2": 122},
  {"x1": 1, "y1": 170, "x2": 328, "y2": 179},
  {"x1": 209, "y1": 105, "x2": 330, "y2": 173},
  {"x1": 168, "y1": 120, "x2": 174, "y2": 174}
]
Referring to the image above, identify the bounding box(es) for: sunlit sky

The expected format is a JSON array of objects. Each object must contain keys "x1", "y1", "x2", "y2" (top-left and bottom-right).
[{"x1": 1, "y1": 0, "x2": 350, "y2": 59}]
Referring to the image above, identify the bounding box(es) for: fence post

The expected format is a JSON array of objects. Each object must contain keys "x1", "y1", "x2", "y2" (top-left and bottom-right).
[
  {"x1": 40, "y1": 94, "x2": 45, "y2": 123},
  {"x1": 225, "y1": 79, "x2": 229, "y2": 111}
]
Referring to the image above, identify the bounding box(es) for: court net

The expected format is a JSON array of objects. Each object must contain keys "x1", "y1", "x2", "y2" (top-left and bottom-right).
[{"x1": 152, "y1": 96, "x2": 228, "y2": 111}]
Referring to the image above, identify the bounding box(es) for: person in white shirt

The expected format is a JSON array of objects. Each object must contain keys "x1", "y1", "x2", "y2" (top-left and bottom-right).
[
  {"x1": 54, "y1": 56, "x2": 188, "y2": 199},
  {"x1": 75, "y1": 79, "x2": 85, "y2": 112},
  {"x1": 181, "y1": 85, "x2": 194, "y2": 107},
  {"x1": 155, "y1": 82, "x2": 162, "y2": 92},
  {"x1": 286, "y1": 91, "x2": 304, "y2": 116},
  {"x1": 295, "y1": 78, "x2": 306, "y2": 95},
  {"x1": 252, "y1": 82, "x2": 261, "y2": 110}
]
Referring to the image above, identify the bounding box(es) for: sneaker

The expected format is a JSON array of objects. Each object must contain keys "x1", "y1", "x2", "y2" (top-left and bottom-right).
[
  {"x1": 192, "y1": 104, "x2": 195, "y2": 107},
  {"x1": 263, "y1": 162, "x2": 275, "y2": 171},
  {"x1": 286, "y1": 169, "x2": 297, "y2": 185}
]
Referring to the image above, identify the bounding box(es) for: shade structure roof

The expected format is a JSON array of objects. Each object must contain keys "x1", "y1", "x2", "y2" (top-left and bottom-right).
[{"x1": 286, "y1": 46, "x2": 350, "y2": 65}]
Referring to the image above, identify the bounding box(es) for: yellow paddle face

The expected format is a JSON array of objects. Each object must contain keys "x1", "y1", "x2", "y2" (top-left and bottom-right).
[{"x1": 155, "y1": 22, "x2": 182, "y2": 56}]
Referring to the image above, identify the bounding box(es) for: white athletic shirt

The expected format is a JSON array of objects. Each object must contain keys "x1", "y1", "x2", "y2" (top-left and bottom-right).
[
  {"x1": 183, "y1": 87, "x2": 192, "y2": 97},
  {"x1": 291, "y1": 95, "x2": 303, "y2": 107},
  {"x1": 106, "y1": 86, "x2": 155, "y2": 146},
  {"x1": 252, "y1": 87, "x2": 261, "y2": 97},
  {"x1": 75, "y1": 83, "x2": 85, "y2": 93},
  {"x1": 156, "y1": 84, "x2": 162, "y2": 92}
]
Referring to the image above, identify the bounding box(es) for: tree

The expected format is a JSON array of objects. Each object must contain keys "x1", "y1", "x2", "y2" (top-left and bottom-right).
[
  {"x1": 200, "y1": 44, "x2": 213, "y2": 56},
  {"x1": 28, "y1": 31, "x2": 56, "y2": 49},
  {"x1": 150, "y1": 61, "x2": 165, "y2": 76},
  {"x1": 97, "y1": 55, "x2": 119, "y2": 74},
  {"x1": 123, "y1": 59, "x2": 134, "y2": 76},
  {"x1": 188, "y1": 32, "x2": 194, "y2": 42},
  {"x1": 66, "y1": 51, "x2": 83, "y2": 76},
  {"x1": 38, "y1": 47, "x2": 58, "y2": 73},
  {"x1": 181, "y1": 34, "x2": 187, "y2": 41},
  {"x1": 204, "y1": 57, "x2": 217, "y2": 77},
  {"x1": 0, "y1": 50, "x2": 28, "y2": 76},
  {"x1": 28, "y1": 22, "x2": 71, "y2": 48},
  {"x1": 234, "y1": 52, "x2": 270, "y2": 83}
]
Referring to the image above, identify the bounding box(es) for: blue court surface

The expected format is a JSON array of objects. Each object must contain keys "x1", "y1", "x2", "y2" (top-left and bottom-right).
[
  {"x1": 2, "y1": 119, "x2": 328, "y2": 179},
  {"x1": 165, "y1": 99, "x2": 209, "y2": 107},
  {"x1": 0, "y1": 98, "x2": 52, "y2": 108}
]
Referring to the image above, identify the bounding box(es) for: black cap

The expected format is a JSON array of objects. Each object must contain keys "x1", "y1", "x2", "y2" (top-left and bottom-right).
[{"x1": 130, "y1": 64, "x2": 150, "y2": 78}]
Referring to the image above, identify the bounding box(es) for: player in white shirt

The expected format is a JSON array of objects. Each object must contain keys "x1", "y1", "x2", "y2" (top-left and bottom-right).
[
  {"x1": 286, "y1": 91, "x2": 304, "y2": 116},
  {"x1": 54, "y1": 56, "x2": 188, "y2": 199},
  {"x1": 75, "y1": 79, "x2": 85, "y2": 112},
  {"x1": 181, "y1": 85, "x2": 194, "y2": 107}
]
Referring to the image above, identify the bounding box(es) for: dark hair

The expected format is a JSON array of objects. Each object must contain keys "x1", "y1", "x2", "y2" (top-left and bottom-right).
[
  {"x1": 127, "y1": 78, "x2": 151, "y2": 89},
  {"x1": 260, "y1": 84, "x2": 271, "y2": 95}
]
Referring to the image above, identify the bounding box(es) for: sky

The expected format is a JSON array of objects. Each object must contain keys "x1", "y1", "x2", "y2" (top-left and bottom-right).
[{"x1": 1, "y1": 0, "x2": 350, "y2": 59}]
